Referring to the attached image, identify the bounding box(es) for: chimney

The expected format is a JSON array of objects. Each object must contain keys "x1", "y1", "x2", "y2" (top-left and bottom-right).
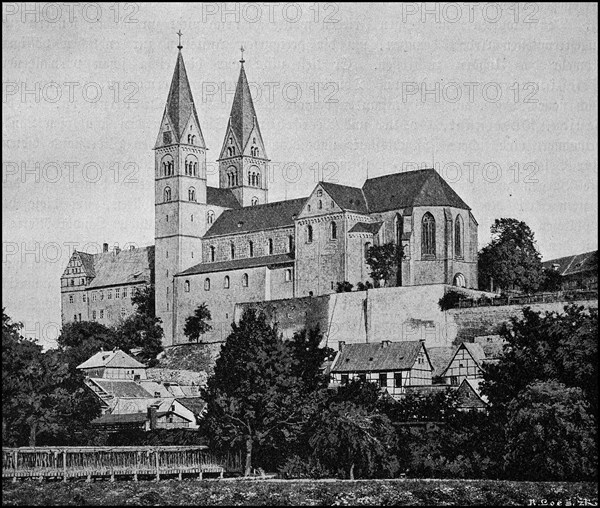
[
  {"x1": 338, "y1": 341, "x2": 345, "y2": 351},
  {"x1": 381, "y1": 340, "x2": 391, "y2": 348},
  {"x1": 147, "y1": 404, "x2": 158, "y2": 431},
  {"x1": 130, "y1": 245, "x2": 135, "y2": 251},
  {"x1": 103, "y1": 243, "x2": 109, "y2": 253}
]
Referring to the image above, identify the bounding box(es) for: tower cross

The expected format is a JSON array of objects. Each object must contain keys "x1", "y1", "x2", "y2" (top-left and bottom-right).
[
  {"x1": 177, "y1": 30, "x2": 183, "y2": 50},
  {"x1": 240, "y1": 45, "x2": 245, "y2": 64}
]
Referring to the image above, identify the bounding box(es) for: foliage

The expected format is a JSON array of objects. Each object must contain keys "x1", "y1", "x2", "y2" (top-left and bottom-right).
[
  {"x1": 503, "y1": 380, "x2": 597, "y2": 481},
  {"x1": 438, "y1": 290, "x2": 463, "y2": 311},
  {"x1": 356, "y1": 281, "x2": 374, "y2": 291},
  {"x1": 540, "y1": 267, "x2": 563, "y2": 292},
  {"x1": 481, "y1": 304, "x2": 598, "y2": 418},
  {"x1": 278, "y1": 455, "x2": 332, "y2": 479},
  {"x1": 183, "y1": 303, "x2": 213, "y2": 343},
  {"x1": 365, "y1": 242, "x2": 403, "y2": 287},
  {"x1": 478, "y1": 218, "x2": 544, "y2": 292},
  {"x1": 287, "y1": 326, "x2": 333, "y2": 393},
  {"x1": 201, "y1": 309, "x2": 307, "y2": 476},
  {"x1": 335, "y1": 281, "x2": 354, "y2": 293}
]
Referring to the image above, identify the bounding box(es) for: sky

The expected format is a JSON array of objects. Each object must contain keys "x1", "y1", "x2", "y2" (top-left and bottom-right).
[{"x1": 2, "y1": 2, "x2": 598, "y2": 348}]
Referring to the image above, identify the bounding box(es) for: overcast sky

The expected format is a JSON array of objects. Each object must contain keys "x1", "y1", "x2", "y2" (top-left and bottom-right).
[{"x1": 2, "y1": 2, "x2": 598, "y2": 348}]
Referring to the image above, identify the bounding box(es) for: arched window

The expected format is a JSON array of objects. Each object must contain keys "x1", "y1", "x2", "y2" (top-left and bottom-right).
[
  {"x1": 307, "y1": 224, "x2": 313, "y2": 243},
  {"x1": 249, "y1": 241, "x2": 254, "y2": 257},
  {"x1": 186, "y1": 155, "x2": 198, "y2": 176},
  {"x1": 204, "y1": 278, "x2": 210, "y2": 291},
  {"x1": 188, "y1": 187, "x2": 196, "y2": 202},
  {"x1": 307, "y1": 205, "x2": 311, "y2": 212},
  {"x1": 454, "y1": 215, "x2": 464, "y2": 258},
  {"x1": 268, "y1": 238, "x2": 274, "y2": 255},
  {"x1": 288, "y1": 235, "x2": 294, "y2": 252},
  {"x1": 227, "y1": 147, "x2": 232, "y2": 157},
  {"x1": 453, "y1": 273, "x2": 466, "y2": 288},
  {"x1": 251, "y1": 196, "x2": 259, "y2": 206},
  {"x1": 318, "y1": 200, "x2": 323, "y2": 210},
  {"x1": 330, "y1": 221, "x2": 337, "y2": 240},
  {"x1": 164, "y1": 187, "x2": 171, "y2": 202},
  {"x1": 422, "y1": 212, "x2": 436, "y2": 257},
  {"x1": 187, "y1": 134, "x2": 191, "y2": 143},
  {"x1": 395, "y1": 214, "x2": 403, "y2": 245},
  {"x1": 161, "y1": 155, "x2": 173, "y2": 176},
  {"x1": 285, "y1": 269, "x2": 292, "y2": 282},
  {"x1": 207, "y1": 210, "x2": 215, "y2": 224},
  {"x1": 193, "y1": 162, "x2": 198, "y2": 176},
  {"x1": 230, "y1": 243, "x2": 235, "y2": 259},
  {"x1": 364, "y1": 242, "x2": 372, "y2": 260},
  {"x1": 224, "y1": 276, "x2": 230, "y2": 289},
  {"x1": 242, "y1": 273, "x2": 248, "y2": 287},
  {"x1": 184, "y1": 280, "x2": 190, "y2": 292},
  {"x1": 210, "y1": 246, "x2": 215, "y2": 262}
]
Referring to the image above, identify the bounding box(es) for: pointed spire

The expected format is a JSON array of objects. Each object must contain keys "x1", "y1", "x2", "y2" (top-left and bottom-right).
[
  {"x1": 228, "y1": 52, "x2": 259, "y2": 152},
  {"x1": 164, "y1": 47, "x2": 205, "y2": 147}
]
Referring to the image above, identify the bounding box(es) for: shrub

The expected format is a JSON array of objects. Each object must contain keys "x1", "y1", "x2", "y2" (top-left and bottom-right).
[
  {"x1": 336, "y1": 281, "x2": 354, "y2": 293},
  {"x1": 438, "y1": 290, "x2": 463, "y2": 311},
  {"x1": 278, "y1": 455, "x2": 332, "y2": 479}
]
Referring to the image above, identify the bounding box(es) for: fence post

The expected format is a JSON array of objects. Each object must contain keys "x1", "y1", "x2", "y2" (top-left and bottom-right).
[
  {"x1": 62, "y1": 450, "x2": 67, "y2": 483},
  {"x1": 155, "y1": 449, "x2": 160, "y2": 481},
  {"x1": 12, "y1": 450, "x2": 18, "y2": 483}
]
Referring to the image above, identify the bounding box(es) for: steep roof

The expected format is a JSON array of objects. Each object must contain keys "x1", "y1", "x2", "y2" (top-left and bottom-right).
[
  {"x1": 177, "y1": 253, "x2": 294, "y2": 276},
  {"x1": 204, "y1": 197, "x2": 306, "y2": 238},
  {"x1": 348, "y1": 222, "x2": 383, "y2": 234},
  {"x1": 320, "y1": 182, "x2": 369, "y2": 213},
  {"x1": 229, "y1": 63, "x2": 260, "y2": 152},
  {"x1": 331, "y1": 341, "x2": 425, "y2": 373},
  {"x1": 207, "y1": 186, "x2": 241, "y2": 209},
  {"x1": 77, "y1": 251, "x2": 96, "y2": 277},
  {"x1": 164, "y1": 50, "x2": 205, "y2": 146},
  {"x1": 177, "y1": 397, "x2": 206, "y2": 416},
  {"x1": 362, "y1": 168, "x2": 470, "y2": 213},
  {"x1": 77, "y1": 349, "x2": 147, "y2": 370},
  {"x1": 541, "y1": 250, "x2": 598, "y2": 277},
  {"x1": 426, "y1": 346, "x2": 455, "y2": 377},
  {"x1": 86, "y1": 246, "x2": 154, "y2": 289}
]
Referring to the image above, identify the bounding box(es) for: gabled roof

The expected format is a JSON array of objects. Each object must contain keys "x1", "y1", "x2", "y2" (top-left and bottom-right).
[
  {"x1": 177, "y1": 397, "x2": 206, "y2": 416},
  {"x1": 77, "y1": 349, "x2": 147, "y2": 370},
  {"x1": 441, "y1": 342, "x2": 486, "y2": 377},
  {"x1": 331, "y1": 341, "x2": 426, "y2": 373},
  {"x1": 203, "y1": 197, "x2": 306, "y2": 238},
  {"x1": 228, "y1": 63, "x2": 261, "y2": 153},
  {"x1": 362, "y1": 168, "x2": 470, "y2": 213},
  {"x1": 320, "y1": 182, "x2": 369, "y2": 213},
  {"x1": 89, "y1": 379, "x2": 152, "y2": 398},
  {"x1": 177, "y1": 253, "x2": 294, "y2": 277},
  {"x1": 541, "y1": 250, "x2": 598, "y2": 277},
  {"x1": 77, "y1": 251, "x2": 96, "y2": 277},
  {"x1": 163, "y1": 50, "x2": 205, "y2": 146},
  {"x1": 426, "y1": 346, "x2": 455, "y2": 377},
  {"x1": 207, "y1": 186, "x2": 241, "y2": 209},
  {"x1": 86, "y1": 246, "x2": 154, "y2": 289},
  {"x1": 348, "y1": 222, "x2": 383, "y2": 235}
]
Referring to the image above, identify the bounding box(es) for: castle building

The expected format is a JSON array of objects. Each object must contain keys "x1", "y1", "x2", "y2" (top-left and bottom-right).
[{"x1": 61, "y1": 43, "x2": 478, "y2": 346}]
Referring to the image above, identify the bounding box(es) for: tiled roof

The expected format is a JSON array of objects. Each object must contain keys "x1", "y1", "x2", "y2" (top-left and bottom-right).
[
  {"x1": 177, "y1": 397, "x2": 206, "y2": 416},
  {"x1": 229, "y1": 64, "x2": 261, "y2": 152},
  {"x1": 163, "y1": 51, "x2": 205, "y2": 146},
  {"x1": 77, "y1": 251, "x2": 96, "y2": 277},
  {"x1": 86, "y1": 246, "x2": 154, "y2": 289},
  {"x1": 77, "y1": 349, "x2": 147, "y2": 370},
  {"x1": 331, "y1": 341, "x2": 424, "y2": 373},
  {"x1": 362, "y1": 168, "x2": 470, "y2": 213},
  {"x1": 91, "y1": 379, "x2": 152, "y2": 398},
  {"x1": 320, "y1": 182, "x2": 369, "y2": 213},
  {"x1": 204, "y1": 197, "x2": 306, "y2": 238},
  {"x1": 426, "y1": 347, "x2": 455, "y2": 377},
  {"x1": 348, "y1": 222, "x2": 383, "y2": 234},
  {"x1": 462, "y1": 343, "x2": 485, "y2": 369},
  {"x1": 177, "y1": 253, "x2": 294, "y2": 276},
  {"x1": 541, "y1": 250, "x2": 598, "y2": 277},
  {"x1": 92, "y1": 412, "x2": 147, "y2": 425},
  {"x1": 207, "y1": 186, "x2": 241, "y2": 209}
]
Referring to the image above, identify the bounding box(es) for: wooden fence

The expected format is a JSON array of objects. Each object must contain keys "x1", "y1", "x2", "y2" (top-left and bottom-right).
[
  {"x1": 2, "y1": 446, "x2": 243, "y2": 482},
  {"x1": 453, "y1": 290, "x2": 598, "y2": 310}
]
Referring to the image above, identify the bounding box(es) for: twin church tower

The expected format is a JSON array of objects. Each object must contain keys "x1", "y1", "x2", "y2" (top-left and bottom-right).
[{"x1": 154, "y1": 43, "x2": 269, "y2": 336}]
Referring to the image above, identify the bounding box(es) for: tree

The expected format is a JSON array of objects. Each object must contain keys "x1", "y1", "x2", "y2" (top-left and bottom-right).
[
  {"x1": 335, "y1": 281, "x2": 354, "y2": 293},
  {"x1": 201, "y1": 309, "x2": 306, "y2": 476},
  {"x1": 539, "y1": 267, "x2": 563, "y2": 292},
  {"x1": 287, "y1": 327, "x2": 333, "y2": 393},
  {"x1": 481, "y1": 304, "x2": 598, "y2": 418},
  {"x1": 112, "y1": 284, "x2": 164, "y2": 366},
  {"x1": 366, "y1": 243, "x2": 402, "y2": 287},
  {"x1": 478, "y1": 218, "x2": 543, "y2": 293},
  {"x1": 503, "y1": 381, "x2": 596, "y2": 481},
  {"x1": 308, "y1": 400, "x2": 398, "y2": 479},
  {"x1": 183, "y1": 303, "x2": 213, "y2": 343}
]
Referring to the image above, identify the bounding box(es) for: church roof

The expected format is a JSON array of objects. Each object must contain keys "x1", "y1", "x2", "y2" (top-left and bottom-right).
[
  {"x1": 320, "y1": 182, "x2": 369, "y2": 213},
  {"x1": 207, "y1": 186, "x2": 241, "y2": 209},
  {"x1": 362, "y1": 168, "x2": 470, "y2": 213},
  {"x1": 204, "y1": 197, "x2": 306, "y2": 238},
  {"x1": 348, "y1": 222, "x2": 383, "y2": 234},
  {"x1": 177, "y1": 253, "x2": 294, "y2": 276},
  {"x1": 164, "y1": 50, "x2": 205, "y2": 146},
  {"x1": 541, "y1": 250, "x2": 598, "y2": 277},
  {"x1": 331, "y1": 341, "x2": 425, "y2": 373},
  {"x1": 86, "y1": 246, "x2": 154, "y2": 289},
  {"x1": 229, "y1": 63, "x2": 260, "y2": 152}
]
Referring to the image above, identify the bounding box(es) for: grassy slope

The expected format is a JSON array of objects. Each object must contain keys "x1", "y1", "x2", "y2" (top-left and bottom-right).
[{"x1": 2, "y1": 479, "x2": 598, "y2": 506}]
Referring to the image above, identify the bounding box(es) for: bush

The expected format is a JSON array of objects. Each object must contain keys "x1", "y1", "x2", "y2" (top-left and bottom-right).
[
  {"x1": 336, "y1": 281, "x2": 354, "y2": 293},
  {"x1": 438, "y1": 290, "x2": 463, "y2": 311},
  {"x1": 278, "y1": 455, "x2": 332, "y2": 479}
]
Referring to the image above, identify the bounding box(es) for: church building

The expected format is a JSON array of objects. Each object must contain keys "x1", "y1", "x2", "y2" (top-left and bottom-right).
[{"x1": 61, "y1": 42, "x2": 478, "y2": 346}]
